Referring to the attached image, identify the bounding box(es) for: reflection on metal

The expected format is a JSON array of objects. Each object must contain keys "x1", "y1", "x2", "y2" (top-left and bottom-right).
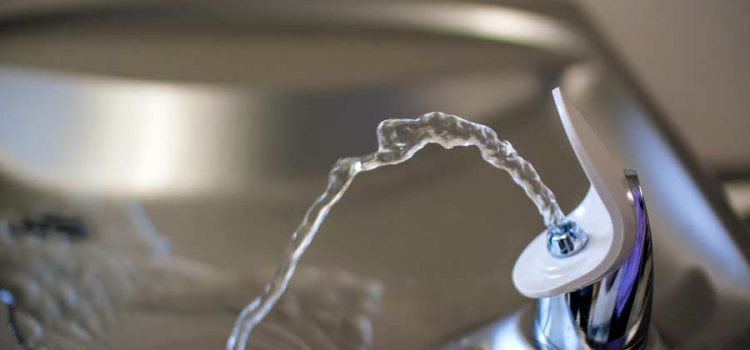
[
  {"x1": 0, "y1": 71, "x2": 255, "y2": 197},
  {"x1": 562, "y1": 65, "x2": 750, "y2": 346},
  {"x1": 0, "y1": 1, "x2": 589, "y2": 199},
  {"x1": 0, "y1": 66, "x2": 542, "y2": 198},
  {"x1": 0, "y1": 1, "x2": 588, "y2": 60},
  {"x1": 0, "y1": 1, "x2": 748, "y2": 349},
  {"x1": 437, "y1": 309, "x2": 537, "y2": 350},
  {"x1": 227, "y1": 2, "x2": 589, "y2": 56},
  {"x1": 535, "y1": 171, "x2": 653, "y2": 349}
]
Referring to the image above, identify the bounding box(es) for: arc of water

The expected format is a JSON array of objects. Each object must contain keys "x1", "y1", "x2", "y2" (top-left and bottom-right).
[{"x1": 227, "y1": 112, "x2": 565, "y2": 350}]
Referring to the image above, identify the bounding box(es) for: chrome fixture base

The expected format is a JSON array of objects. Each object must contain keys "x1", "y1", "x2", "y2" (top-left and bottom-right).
[{"x1": 535, "y1": 170, "x2": 654, "y2": 349}]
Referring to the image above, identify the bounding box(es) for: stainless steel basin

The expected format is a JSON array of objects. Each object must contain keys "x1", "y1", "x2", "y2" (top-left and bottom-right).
[{"x1": 0, "y1": 1, "x2": 747, "y2": 349}]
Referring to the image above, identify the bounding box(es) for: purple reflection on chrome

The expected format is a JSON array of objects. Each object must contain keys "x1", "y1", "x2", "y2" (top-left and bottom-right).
[{"x1": 614, "y1": 184, "x2": 648, "y2": 318}]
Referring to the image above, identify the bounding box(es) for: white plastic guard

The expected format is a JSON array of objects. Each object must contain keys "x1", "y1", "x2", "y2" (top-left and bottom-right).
[{"x1": 512, "y1": 88, "x2": 636, "y2": 298}]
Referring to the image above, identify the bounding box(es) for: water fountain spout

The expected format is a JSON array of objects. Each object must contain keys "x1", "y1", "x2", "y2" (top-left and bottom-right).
[{"x1": 440, "y1": 88, "x2": 661, "y2": 350}]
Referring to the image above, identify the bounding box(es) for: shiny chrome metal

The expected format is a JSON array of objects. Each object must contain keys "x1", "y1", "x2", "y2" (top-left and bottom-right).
[
  {"x1": 0, "y1": 2, "x2": 749, "y2": 349},
  {"x1": 561, "y1": 66, "x2": 750, "y2": 347},
  {"x1": 437, "y1": 309, "x2": 538, "y2": 350},
  {"x1": 0, "y1": 66, "x2": 545, "y2": 198},
  {"x1": 546, "y1": 220, "x2": 589, "y2": 258},
  {"x1": 0, "y1": 4, "x2": 592, "y2": 348},
  {"x1": 535, "y1": 171, "x2": 653, "y2": 350},
  {"x1": 0, "y1": 0, "x2": 587, "y2": 199},
  {"x1": 437, "y1": 170, "x2": 655, "y2": 350}
]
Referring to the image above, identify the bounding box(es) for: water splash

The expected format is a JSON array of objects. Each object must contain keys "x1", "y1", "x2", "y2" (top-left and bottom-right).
[{"x1": 227, "y1": 112, "x2": 566, "y2": 350}]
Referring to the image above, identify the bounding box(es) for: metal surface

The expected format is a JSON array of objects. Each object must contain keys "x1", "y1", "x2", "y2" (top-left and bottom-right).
[
  {"x1": 0, "y1": 1, "x2": 587, "y2": 198},
  {"x1": 0, "y1": 3, "x2": 591, "y2": 349},
  {"x1": 535, "y1": 171, "x2": 653, "y2": 350},
  {"x1": 0, "y1": 1, "x2": 747, "y2": 350}
]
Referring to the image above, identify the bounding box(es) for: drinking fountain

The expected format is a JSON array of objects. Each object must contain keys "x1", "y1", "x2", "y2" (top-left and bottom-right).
[
  {"x1": 440, "y1": 89, "x2": 663, "y2": 350},
  {"x1": 0, "y1": 1, "x2": 748, "y2": 349}
]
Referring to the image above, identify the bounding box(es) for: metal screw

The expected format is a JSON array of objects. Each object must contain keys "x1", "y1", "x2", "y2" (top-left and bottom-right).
[{"x1": 546, "y1": 221, "x2": 589, "y2": 258}]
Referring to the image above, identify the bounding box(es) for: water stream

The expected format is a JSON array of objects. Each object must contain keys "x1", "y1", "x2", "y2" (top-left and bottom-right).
[{"x1": 227, "y1": 112, "x2": 567, "y2": 350}]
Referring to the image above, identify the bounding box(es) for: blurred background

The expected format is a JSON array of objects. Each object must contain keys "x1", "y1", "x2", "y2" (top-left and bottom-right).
[
  {"x1": 578, "y1": 0, "x2": 750, "y2": 222},
  {"x1": 0, "y1": 1, "x2": 748, "y2": 349},
  {"x1": 1, "y1": 0, "x2": 749, "y2": 218}
]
